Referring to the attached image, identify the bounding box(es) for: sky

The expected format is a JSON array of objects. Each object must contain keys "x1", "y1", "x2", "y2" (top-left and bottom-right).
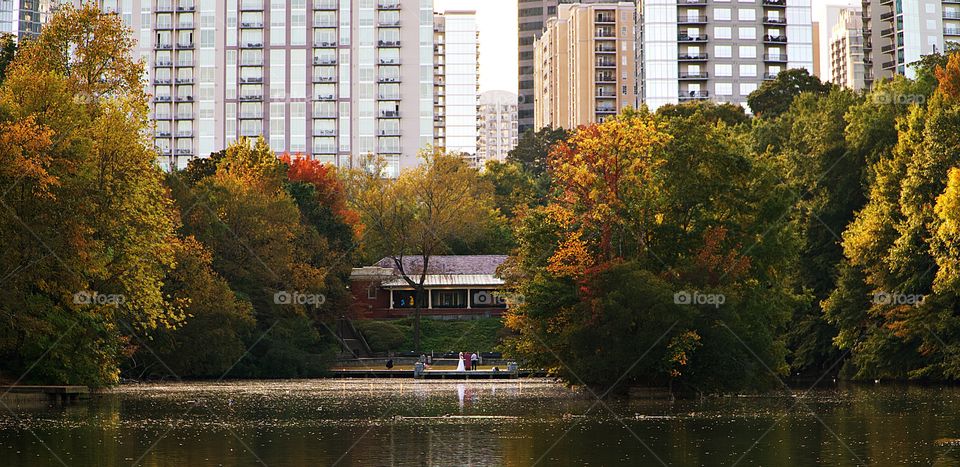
[{"x1": 437, "y1": 0, "x2": 859, "y2": 95}]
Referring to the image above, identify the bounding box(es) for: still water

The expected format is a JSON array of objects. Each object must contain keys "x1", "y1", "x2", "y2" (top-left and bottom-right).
[{"x1": 1, "y1": 379, "x2": 959, "y2": 466}]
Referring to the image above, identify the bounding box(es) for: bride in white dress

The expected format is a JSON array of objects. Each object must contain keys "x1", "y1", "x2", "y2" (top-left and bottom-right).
[{"x1": 456, "y1": 352, "x2": 466, "y2": 371}]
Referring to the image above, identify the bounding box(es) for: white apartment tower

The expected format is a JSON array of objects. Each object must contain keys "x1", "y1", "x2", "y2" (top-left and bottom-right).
[
  {"x1": 83, "y1": 0, "x2": 438, "y2": 175},
  {"x1": 477, "y1": 90, "x2": 518, "y2": 166},
  {"x1": 433, "y1": 10, "x2": 479, "y2": 162},
  {"x1": 830, "y1": 7, "x2": 866, "y2": 90},
  {"x1": 1, "y1": 0, "x2": 55, "y2": 40},
  {"x1": 862, "y1": 0, "x2": 960, "y2": 85},
  {"x1": 639, "y1": 0, "x2": 815, "y2": 111}
]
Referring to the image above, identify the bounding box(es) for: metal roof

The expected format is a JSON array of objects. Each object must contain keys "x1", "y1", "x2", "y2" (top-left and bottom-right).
[
  {"x1": 374, "y1": 255, "x2": 507, "y2": 276},
  {"x1": 380, "y1": 274, "x2": 504, "y2": 289}
]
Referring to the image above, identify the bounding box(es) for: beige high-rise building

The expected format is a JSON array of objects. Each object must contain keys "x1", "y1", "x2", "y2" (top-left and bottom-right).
[
  {"x1": 830, "y1": 7, "x2": 866, "y2": 90},
  {"x1": 533, "y1": 2, "x2": 638, "y2": 130},
  {"x1": 477, "y1": 90, "x2": 519, "y2": 166}
]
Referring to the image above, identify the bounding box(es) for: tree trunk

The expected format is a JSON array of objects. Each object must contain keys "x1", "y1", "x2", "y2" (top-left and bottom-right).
[{"x1": 413, "y1": 286, "x2": 424, "y2": 352}]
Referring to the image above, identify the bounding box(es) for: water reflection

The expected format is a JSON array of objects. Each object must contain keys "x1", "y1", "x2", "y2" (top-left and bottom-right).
[{"x1": 1, "y1": 380, "x2": 960, "y2": 465}]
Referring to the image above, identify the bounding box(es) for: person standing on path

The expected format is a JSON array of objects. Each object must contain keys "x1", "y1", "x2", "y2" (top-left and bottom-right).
[{"x1": 471, "y1": 352, "x2": 479, "y2": 370}]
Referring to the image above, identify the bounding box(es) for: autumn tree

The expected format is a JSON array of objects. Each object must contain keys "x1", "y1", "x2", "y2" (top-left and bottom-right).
[
  {"x1": 350, "y1": 150, "x2": 497, "y2": 351},
  {"x1": 0, "y1": 5, "x2": 180, "y2": 386}
]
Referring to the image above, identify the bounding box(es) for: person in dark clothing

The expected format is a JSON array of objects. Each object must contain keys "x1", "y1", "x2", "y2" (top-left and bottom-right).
[{"x1": 386, "y1": 359, "x2": 394, "y2": 369}]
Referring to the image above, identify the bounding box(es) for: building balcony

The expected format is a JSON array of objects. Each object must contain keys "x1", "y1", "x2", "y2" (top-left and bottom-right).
[
  {"x1": 678, "y1": 52, "x2": 708, "y2": 61},
  {"x1": 313, "y1": 20, "x2": 337, "y2": 27},
  {"x1": 679, "y1": 71, "x2": 709, "y2": 79},
  {"x1": 176, "y1": 130, "x2": 194, "y2": 137},
  {"x1": 378, "y1": 75, "x2": 400, "y2": 83},
  {"x1": 313, "y1": 129, "x2": 337, "y2": 136},
  {"x1": 679, "y1": 0, "x2": 707, "y2": 4},
  {"x1": 175, "y1": 113, "x2": 194, "y2": 119},
  {"x1": 763, "y1": 35, "x2": 787, "y2": 44},
  {"x1": 678, "y1": 33, "x2": 708, "y2": 42},
  {"x1": 595, "y1": 13, "x2": 616, "y2": 24},
  {"x1": 596, "y1": 74, "x2": 616, "y2": 83},
  {"x1": 154, "y1": 95, "x2": 173, "y2": 102},
  {"x1": 678, "y1": 15, "x2": 708, "y2": 24},
  {"x1": 945, "y1": 11, "x2": 960, "y2": 20},
  {"x1": 379, "y1": 110, "x2": 401, "y2": 118},
  {"x1": 595, "y1": 30, "x2": 616, "y2": 38},
  {"x1": 763, "y1": 54, "x2": 788, "y2": 62},
  {"x1": 313, "y1": 57, "x2": 337, "y2": 65},
  {"x1": 154, "y1": 78, "x2": 172, "y2": 84},
  {"x1": 595, "y1": 60, "x2": 617, "y2": 67},
  {"x1": 594, "y1": 45, "x2": 617, "y2": 53},
  {"x1": 157, "y1": 3, "x2": 174, "y2": 12},
  {"x1": 879, "y1": 10, "x2": 895, "y2": 21},
  {"x1": 378, "y1": 94, "x2": 401, "y2": 100},
  {"x1": 156, "y1": 22, "x2": 173, "y2": 30},
  {"x1": 156, "y1": 43, "x2": 173, "y2": 50},
  {"x1": 240, "y1": 76, "x2": 264, "y2": 83},
  {"x1": 240, "y1": 21, "x2": 264, "y2": 28},
  {"x1": 178, "y1": 22, "x2": 194, "y2": 29},
  {"x1": 175, "y1": 77, "x2": 194, "y2": 84},
  {"x1": 174, "y1": 95, "x2": 194, "y2": 102},
  {"x1": 378, "y1": 39, "x2": 401, "y2": 47},
  {"x1": 313, "y1": 75, "x2": 336, "y2": 83},
  {"x1": 314, "y1": 0, "x2": 337, "y2": 9},
  {"x1": 880, "y1": 27, "x2": 895, "y2": 37},
  {"x1": 176, "y1": 41, "x2": 194, "y2": 48},
  {"x1": 763, "y1": 72, "x2": 779, "y2": 80},
  {"x1": 596, "y1": 107, "x2": 617, "y2": 114},
  {"x1": 946, "y1": 28, "x2": 960, "y2": 36},
  {"x1": 155, "y1": 130, "x2": 172, "y2": 137},
  {"x1": 377, "y1": 145, "x2": 402, "y2": 154},
  {"x1": 378, "y1": 58, "x2": 400, "y2": 65},
  {"x1": 679, "y1": 90, "x2": 710, "y2": 101},
  {"x1": 762, "y1": 0, "x2": 786, "y2": 6},
  {"x1": 239, "y1": 112, "x2": 262, "y2": 119},
  {"x1": 315, "y1": 94, "x2": 336, "y2": 101},
  {"x1": 313, "y1": 145, "x2": 337, "y2": 154},
  {"x1": 240, "y1": 41, "x2": 264, "y2": 48},
  {"x1": 314, "y1": 40, "x2": 338, "y2": 47},
  {"x1": 378, "y1": 128, "x2": 401, "y2": 136},
  {"x1": 881, "y1": 60, "x2": 897, "y2": 69},
  {"x1": 763, "y1": 17, "x2": 786, "y2": 25},
  {"x1": 378, "y1": 20, "x2": 401, "y2": 27},
  {"x1": 155, "y1": 113, "x2": 173, "y2": 120},
  {"x1": 177, "y1": 3, "x2": 195, "y2": 11},
  {"x1": 239, "y1": 93, "x2": 264, "y2": 101},
  {"x1": 880, "y1": 43, "x2": 897, "y2": 53},
  {"x1": 175, "y1": 148, "x2": 194, "y2": 155},
  {"x1": 377, "y1": 1, "x2": 400, "y2": 9},
  {"x1": 156, "y1": 60, "x2": 174, "y2": 67},
  {"x1": 240, "y1": 59, "x2": 263, "y2": 66},
  {"x1": 177, "y1": 60, "x2": 194, "y2": 67},
  {"x1": 239, "y1": 1, "x2": 263, "y2": 10}
]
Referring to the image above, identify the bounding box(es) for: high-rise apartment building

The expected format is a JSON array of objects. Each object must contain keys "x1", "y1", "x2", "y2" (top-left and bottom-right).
[
  {"x1": 862, "y1": 0, "x2": 960, "y2": 85},
  {"x1": 433, "y1": 10, "x2": 479, "y2": 161},
  {"x1": 830, "y1": 7, "x2": 866, "y2": 90},
  {"x1": 534, "y1": 2, "x2": 638, "y2": 129},
  {"x1": 83, "y1": 0, "x2": 438, "y2": 175},
  {"x1": 1, "y1": 0, "x2": 54, "y2": 40},
  {"x1": 518, "y1": 0, "x2": 606, "y2": 134},
  {"x1": 477, "y1": 90, "x2": 518, "y2": 166},
  {"x1": 638, "y1": 0, "x2": 815, "y2": 111}
]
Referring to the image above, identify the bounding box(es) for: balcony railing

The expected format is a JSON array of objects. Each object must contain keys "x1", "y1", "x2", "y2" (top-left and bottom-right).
[
  {"x1": 379, "y1": 110, "x2": 400, "y2": 118},
  {"x1": 595, "y1": 59, "x2": 616, "y2": 67},
  {"x1": 314, "y1": 0, "x2": 337, "y2": 9},
  {"x1": 679, "y1": 90, "x2": 710, "y2": 100},
  {"x1": 378, "y1": 40, "x2": 401, "y2": 47},
  {"x1": 378, "y1": 19, "x2": 401, "y2": 27},
  {"x1": 763, "y1": 54, "x2": 788, "y2": 62},
  {"x1": 678, "y1": 15, "x2": 708, "y2": 24},
  {"x1": 314, "y1": 57, "x2": 337, "y2": 65},
  {"x1": 240, "y1": 21, "x2": 264, "y2": 28},
  {"x1": 156, "y1": 60, "x2": 174, "y2": 67},
  {"x1": 378, "y1": 75, "x2": 400, "y2": 83},
  {"x1": 595, "y1": 14, "x2": 615, "y2": 23},
  {"x1": 239, "y1": 112, "x2": 262, "y2": 119},
  {"x1": 378, "y1": 58, "x2": 400, "y2": 65},
  {"x1": 239, "y1": 94, "x2": 264, "y2": 100},
  {"x1": 377, "y1": 1, "x2": 400, "y2": 9},
  {"x1": 763, "y1": 17, "x2": 786, "y2": 25},
  {"x1": 313, "y1": 75, "x2": 336, "y2": 83},
  {"x1": 679, "y1": 71, "x2": 709, "y2": 79},
  {"x1": 762, "y1": 0, "x2": 786, "y2": 6},
  {"x1": 240, "y1": 76, "x2": 264, "y2": 83},
  {"x1": 241, "y1": 42, "x2": 264, "y2": 48},
  {"x1": 678, "y1": 33, "x2": 708, "y2": 42},
  {"x1": 175, "y1": 77, "x2": 194, "y2": 84},
  {"x1": 678, "y1": 52, "x2": 708, "y2": 60},
  {"x1": 313, "y1": 129, "x2": 337, "y2": 136},
  {"x1": 239, "y1": 1, "x2": 263, "y2": 10},
  {"x1": 314, "y1": 40, "x2": 337, "y2": 47},
  {"x1": 763, "y1": 35, "x2": 787, "y2": 43}
]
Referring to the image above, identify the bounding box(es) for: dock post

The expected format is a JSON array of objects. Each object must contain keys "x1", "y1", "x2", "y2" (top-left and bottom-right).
[{"x1": 414, "y1": 362, "x2": 424, "y2": 379}]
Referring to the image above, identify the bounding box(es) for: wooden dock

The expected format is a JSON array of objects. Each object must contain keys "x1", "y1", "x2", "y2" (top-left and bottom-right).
[
  {"x1": 327, "y1": 369, "x2": 545, "y2": 379},
  {"x1": 0, "y1": 386, "x2": 90, "y2": 403}
]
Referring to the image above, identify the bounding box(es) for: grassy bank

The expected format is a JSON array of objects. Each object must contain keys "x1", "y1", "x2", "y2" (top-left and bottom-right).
[{"x1": 355, "y1": 318, "x2": 506, "y2": 354}]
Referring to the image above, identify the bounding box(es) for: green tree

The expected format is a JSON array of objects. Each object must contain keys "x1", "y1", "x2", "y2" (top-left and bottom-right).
[
  {"x1": 508, "y1": 126, "x2": 568, "y2": 178},
  {"x1": 747, "y1": 68, "x2": 833, "y2": 118},
  {"x1": 0, "y1": 33, "x2": 15, "y2": 84},
  {"x1": 350, "y1": 150, "x2": 497, "y2": 351}
]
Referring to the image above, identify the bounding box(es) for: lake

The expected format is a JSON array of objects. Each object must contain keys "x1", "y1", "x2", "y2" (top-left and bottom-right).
[{"x1": 1, "y1": 379, "x2": 959, "y2": 466}]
